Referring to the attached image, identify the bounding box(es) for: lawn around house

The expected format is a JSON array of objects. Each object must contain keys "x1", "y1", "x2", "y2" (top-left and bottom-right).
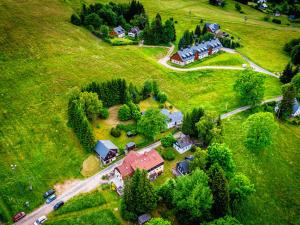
[{"x1": 0, "y1": 0, "x2": 298, "y2": 223}]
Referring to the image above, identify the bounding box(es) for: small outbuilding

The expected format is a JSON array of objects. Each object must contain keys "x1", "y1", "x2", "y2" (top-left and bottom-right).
[
  {"x1": 126, "y1": 142, "x2": 136, "y2": 151},
  {"x1": 138, "y1": 214, "x2": 151, "y2": 225},
  {"x1": 111, "y1": 26, "x2": 125, "y2": 38},
  {"x1": 128, "y1": 26, "x2": 141, "y2": 38}
]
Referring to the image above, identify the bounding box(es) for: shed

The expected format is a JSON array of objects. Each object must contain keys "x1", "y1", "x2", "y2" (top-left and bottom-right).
[
  {"x1": 126, "y1": 142, "x2": 136, "y2": 151},
  {"x1": 138, "y1": 214, "x2": 151, "y2": 225},
  {"x1": 176, "y1": 160, "x2": 190, "y2": 175}
]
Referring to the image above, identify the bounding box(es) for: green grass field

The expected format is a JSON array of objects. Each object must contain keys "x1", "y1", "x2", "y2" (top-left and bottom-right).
[
  {"x1": 223, "y1": 112, "x2": 300, "y2": 225},
  {"x1": 0, "y1": 0, "x2": 298, "y2": 224}
]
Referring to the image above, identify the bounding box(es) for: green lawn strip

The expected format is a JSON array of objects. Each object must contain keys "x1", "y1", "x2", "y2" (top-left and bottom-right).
[
  {"x1": 223, "y1": 112, "x2": 300, "y2": 225},
  {"x1": 53, "y1": 190, "x2": 106, "y2": 216},
  {"x1": 46, "y1": 209, "x2": 121, "y2": 225}
]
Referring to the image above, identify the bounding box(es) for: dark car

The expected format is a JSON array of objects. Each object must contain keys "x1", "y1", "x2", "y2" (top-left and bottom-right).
[
  {"x1": 53, "y1": 201, "x2": 64, "y2": 210},
  {"x1": 12, "y1": 211, "x2": 26, "y2": 222},
  {"x1": 46, "y1": 194, "x2": 56, "y2": 204},
  {"x1": 43, "y1": 189, "x2": 55, "y2": 199}
]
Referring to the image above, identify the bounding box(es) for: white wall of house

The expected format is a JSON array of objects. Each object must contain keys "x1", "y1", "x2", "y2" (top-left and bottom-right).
[
  {"x1": 167, "y1": 120, "x2": 182, "y2": 129},
  {"x1": 118, "y1": 33, "x2": 125, "y2": 38},
  {"x1": 292, "y1": 108, "x2": 300, "y2": 117},
  {"x1": 128, "y1": 32, "x2": 135, "y2": 38},
  {"x1": 148, "y1": 165, "x2": 164, "y2": 178},
  {"x1": 171, "y1": 59, "x2": 185, "y2": 66},
  {"x1": 173, "y1": 143, "x2": 192, "y2": 154}
]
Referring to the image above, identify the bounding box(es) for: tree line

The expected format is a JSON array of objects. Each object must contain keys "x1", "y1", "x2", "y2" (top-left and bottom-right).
[
  {"x1": 143, "y1": 14, "x2": 176, "y2": 45},
  {"x1": 71, "y1": 0, "x2": 147, "y2": 37}
]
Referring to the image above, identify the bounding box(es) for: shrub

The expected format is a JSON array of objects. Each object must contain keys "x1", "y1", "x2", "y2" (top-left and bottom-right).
[
  {"x1": 118, "y1": 104, "x2": 131, "y2": 121},
  {"x1": 161, "y1": 134, "x2": 176, "y2": 147},
  {"x1": 235, "y1": 3, "x2": 242, "y2": 12},
  {"x1": 157, "y1": 92, "x2": 168, "y2": 103},
  {"x1": 190, "y1": 145, "x2": 197, "y2": 152},
  {"x1": 110, "y1": 127, "x2": 121, "y2": 137},
  {"x1": 263, "y1": 15, "x2": 270, "y2": 21},
  {"x1": 287, "y1": 116, "x2": 300, "y2": 125},
  {"x1": 162, "y1": 148, "x2": 176, "y2": 161},
  {"x1": 272, "y1": 18, "x2": 281, "y2": 24},
  {"x1": 101, "y1": 183, "x2": 110, "y2": 190},
  {"x1": 71, "y1": 13, "x2": 81, "y2": 26},
  {"x1": 100, "y1": 108, "x2": 109, "y2": 119}
]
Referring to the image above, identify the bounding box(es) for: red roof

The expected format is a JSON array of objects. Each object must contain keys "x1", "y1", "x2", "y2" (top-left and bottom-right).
[{"x1": 116, "y1": 150, "x2": 164, "y2": 178}]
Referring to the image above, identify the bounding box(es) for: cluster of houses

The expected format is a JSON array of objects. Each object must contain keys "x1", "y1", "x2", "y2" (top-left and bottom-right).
[
  {"x1": 170, "y1": 38, "x2": 223, "y2": 66},
  {"x1": 93, "y1": 107, "x2": 196, "y2": 198},
  {"x1": 110, "y1": 25, "x2": 141, "y2": 38}
]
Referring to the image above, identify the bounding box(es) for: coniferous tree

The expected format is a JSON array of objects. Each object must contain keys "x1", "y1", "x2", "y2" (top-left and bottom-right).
[
  {"x1": 280, "y1": 63, "x2": 296, "y2": 84},
  {"x1": 122, "y1": 170, "x2": 157, "y2": 218},
  {"x1": 278, "y1": 83, "x2": 297, "y2": 119},
  {"x1": 207, "y1": 163, "x2": 230, "y2": 218},
  {"x1": 195, "y1": 25, "x2": 202, "y2": 37}
]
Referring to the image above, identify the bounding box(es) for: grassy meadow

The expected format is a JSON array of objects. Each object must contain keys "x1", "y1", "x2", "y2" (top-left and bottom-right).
[
  {"x1": 0, "y1": 0, "x2": 298, "y2": 224},
  {"x1": 223, "y1": 112, "x2": 300, "y2": 225}
]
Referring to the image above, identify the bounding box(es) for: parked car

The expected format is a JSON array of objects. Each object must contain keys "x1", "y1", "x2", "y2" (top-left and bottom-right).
[
  {"x1": 53, "y1": 201, "x2": 64, "y2": 210},
  {"x1": 12, "y1": 211, "x2": 26, "y2": 222},
  {"x1": 34, "y1": 215, "x2": 47, "y2": 225},
  {"x1": 46, "y1": 194, "x2": 56, "y2": 204},
  {"x1": 43, "y1": 189, "x2": 55, "y2": 199}
]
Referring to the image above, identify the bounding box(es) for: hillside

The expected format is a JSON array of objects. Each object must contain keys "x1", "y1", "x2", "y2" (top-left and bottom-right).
[{"x1": 0, "y1": 0, "x2": 299, "y2": 224}]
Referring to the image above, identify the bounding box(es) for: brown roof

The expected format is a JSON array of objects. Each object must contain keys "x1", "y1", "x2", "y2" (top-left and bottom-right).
[{"x1": 116, "y1": 150, "x2": 164, "y2": 179}]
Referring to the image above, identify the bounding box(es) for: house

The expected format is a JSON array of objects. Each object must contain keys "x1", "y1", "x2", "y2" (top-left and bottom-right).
[
  {"x1": 138, "y1": 214, "x2": 151, "y2": 225},
  {"x1": 275, "y1": 98, "x2": 300, "y2": 117},
  {"x1": 95, "y1": 140, "x2": 118, "y2": 165},
  {"x1": 292, "y1": 98, "x2": 300, "y2": 117},
  {"x1": 160, "y1": 109, "x2": 183, "y2": 129},
  {"x1": 170, "y1": 38, "x2": 222, "y2": 66},
  {"x1": 128, "y1": 26, "x2": 141, "y2": 38},
  {"x1": 259, "y1": 3, "x2": 268, "y2": 10},
  {"x1": 176, "y1": 160, "x2": 190, "y2": 175},
  {"x1": 205, "y1": 23, "x2": 220, "y2": 33},
  {"x1": 173, "y1": 134, "x2": 193, "y2": 154},
  {"x1": 126, "y1": 142, "x2": 136, "y2": 151},
  {"x1": 113, "y1": 150, "x2": 164, "y2": 191},
  {"x1": 111, "y1": 26, "x2": 125, "y2": 38}
]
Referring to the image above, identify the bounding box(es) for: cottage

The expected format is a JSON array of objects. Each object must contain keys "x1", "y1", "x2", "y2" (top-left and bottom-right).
[
  {"x1": 205, "y1": 23, "x2": 220, "y2": 33},
  {"x1": 176, "y1": 160, "x2": 190, "y2": 175},
  {"x1": 173, "y1": 134, "x2": 193, "y2": 154},
  {"x1": 113, "y1": 150, "x2": 164, "y2": 191},
  {"x1": 126, "y1": 142, "x2": 136, "y2": 151},
  {"x1": 111, "y1": 26, "x2": 125, "y2": 38},
  {"x1": 138, "y1": 214, "x2": 151, "y2": 225},
  {"x1": 160, "y1": 109, "x2": 183, "y2": 129},
  {"x1": 170, "y1": 38, "x2": 222, "y2": 66},
  {"x1": 95, "y1": 140, "x2": 118, "y2": 165},
  {"x1": 128, "y1": 26, "x2": 141, "y2": 38}
]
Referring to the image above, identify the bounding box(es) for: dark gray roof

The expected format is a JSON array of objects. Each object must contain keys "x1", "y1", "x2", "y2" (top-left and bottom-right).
[
  {"x1": 206, "y1": 23, "x2": 220, "y2": 33},
  {"x1": 174, "y1": 135, "x2": 193, "y2": 148},
  {"x1": 177, "y1": 160, "x2": 189, "y2": 174},
  {"x1": 138, "y1": 214, "x2": 151, "y2": 224},
  {"x1": 126, "y1": 142, "x2": 136, "y2": 148},
  {"x1": 177, "y1": 38, "x2": 222, "y2": 62},
  {"x1": 161, "y1": 109, "x2": 183, "y2": 124},
  {"x1": 293, "y1": 98, "x2": 300, "y2": 114},
  {"x1": 129, "y1": 26, "x2": 140, "y2": 34},
  {"x1": 113, "y1": 26, "x2": 125, "y2": 35},
  {"x1": 95, "y1": 140, "x2": 118, "y2": 159}
]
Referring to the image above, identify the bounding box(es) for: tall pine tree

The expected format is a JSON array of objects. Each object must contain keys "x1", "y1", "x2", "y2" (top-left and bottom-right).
[{"x1": 207, "y1": 163, "x2": 229, "y2": 218}]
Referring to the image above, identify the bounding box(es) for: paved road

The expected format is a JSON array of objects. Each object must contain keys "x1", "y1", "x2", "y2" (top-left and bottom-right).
[
  {"x1": 15, "y1": 133, "x2": 182, "y2": 225},
  {"x1": 157, "y1": 45, "x2": 279, "y2": 78},
  {"x1": 220, "y1": 96, "x2": 282, "y2": 119}
]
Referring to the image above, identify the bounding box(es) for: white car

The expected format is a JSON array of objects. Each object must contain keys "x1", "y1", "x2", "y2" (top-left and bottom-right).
[{"x1": 34, "y1": 215, "x2": 47, "y2": 225}]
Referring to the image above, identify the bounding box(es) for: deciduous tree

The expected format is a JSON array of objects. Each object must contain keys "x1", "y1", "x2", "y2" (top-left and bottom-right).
[
  {"x1": 203, "y1": 216, "x2": 243, "y2": 225},
  {"x1": 137, "y1": 109, "x2": 167, "y2": 140},
  {"x1": 243, "y1": 112, "x2": 278, "y2": 151},
  {"x1": 189, "y1": 148, "x2": 207, "y2": 171},
  {"x1": 206, "y1": 143, "x2": 235, "y2": 178},
  {"x1": 146, "y1": 218, "x2": 171, "y2": 225},
  {"x1": 233, "y1": 71, "x2": 265, "y2": 107},
  {"x1": 118, "y1": 104, "x2": 132, "y2": 121}
]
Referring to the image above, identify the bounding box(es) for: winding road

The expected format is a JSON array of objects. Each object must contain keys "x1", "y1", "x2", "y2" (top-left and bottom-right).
[{"x1": 16, "y1": 45, "x2": 282, "y2": 225}]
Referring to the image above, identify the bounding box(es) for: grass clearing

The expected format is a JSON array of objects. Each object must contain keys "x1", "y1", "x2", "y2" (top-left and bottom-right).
[
  {"x1": 80, "y1": 155, "x2": 100, "y2": 177},
  {"x1": 223, "y1": 112, "x2": 300, "y2": 225},
  {"x1": 53, "y1": 189, "x2": 106, "y2": 215}
]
